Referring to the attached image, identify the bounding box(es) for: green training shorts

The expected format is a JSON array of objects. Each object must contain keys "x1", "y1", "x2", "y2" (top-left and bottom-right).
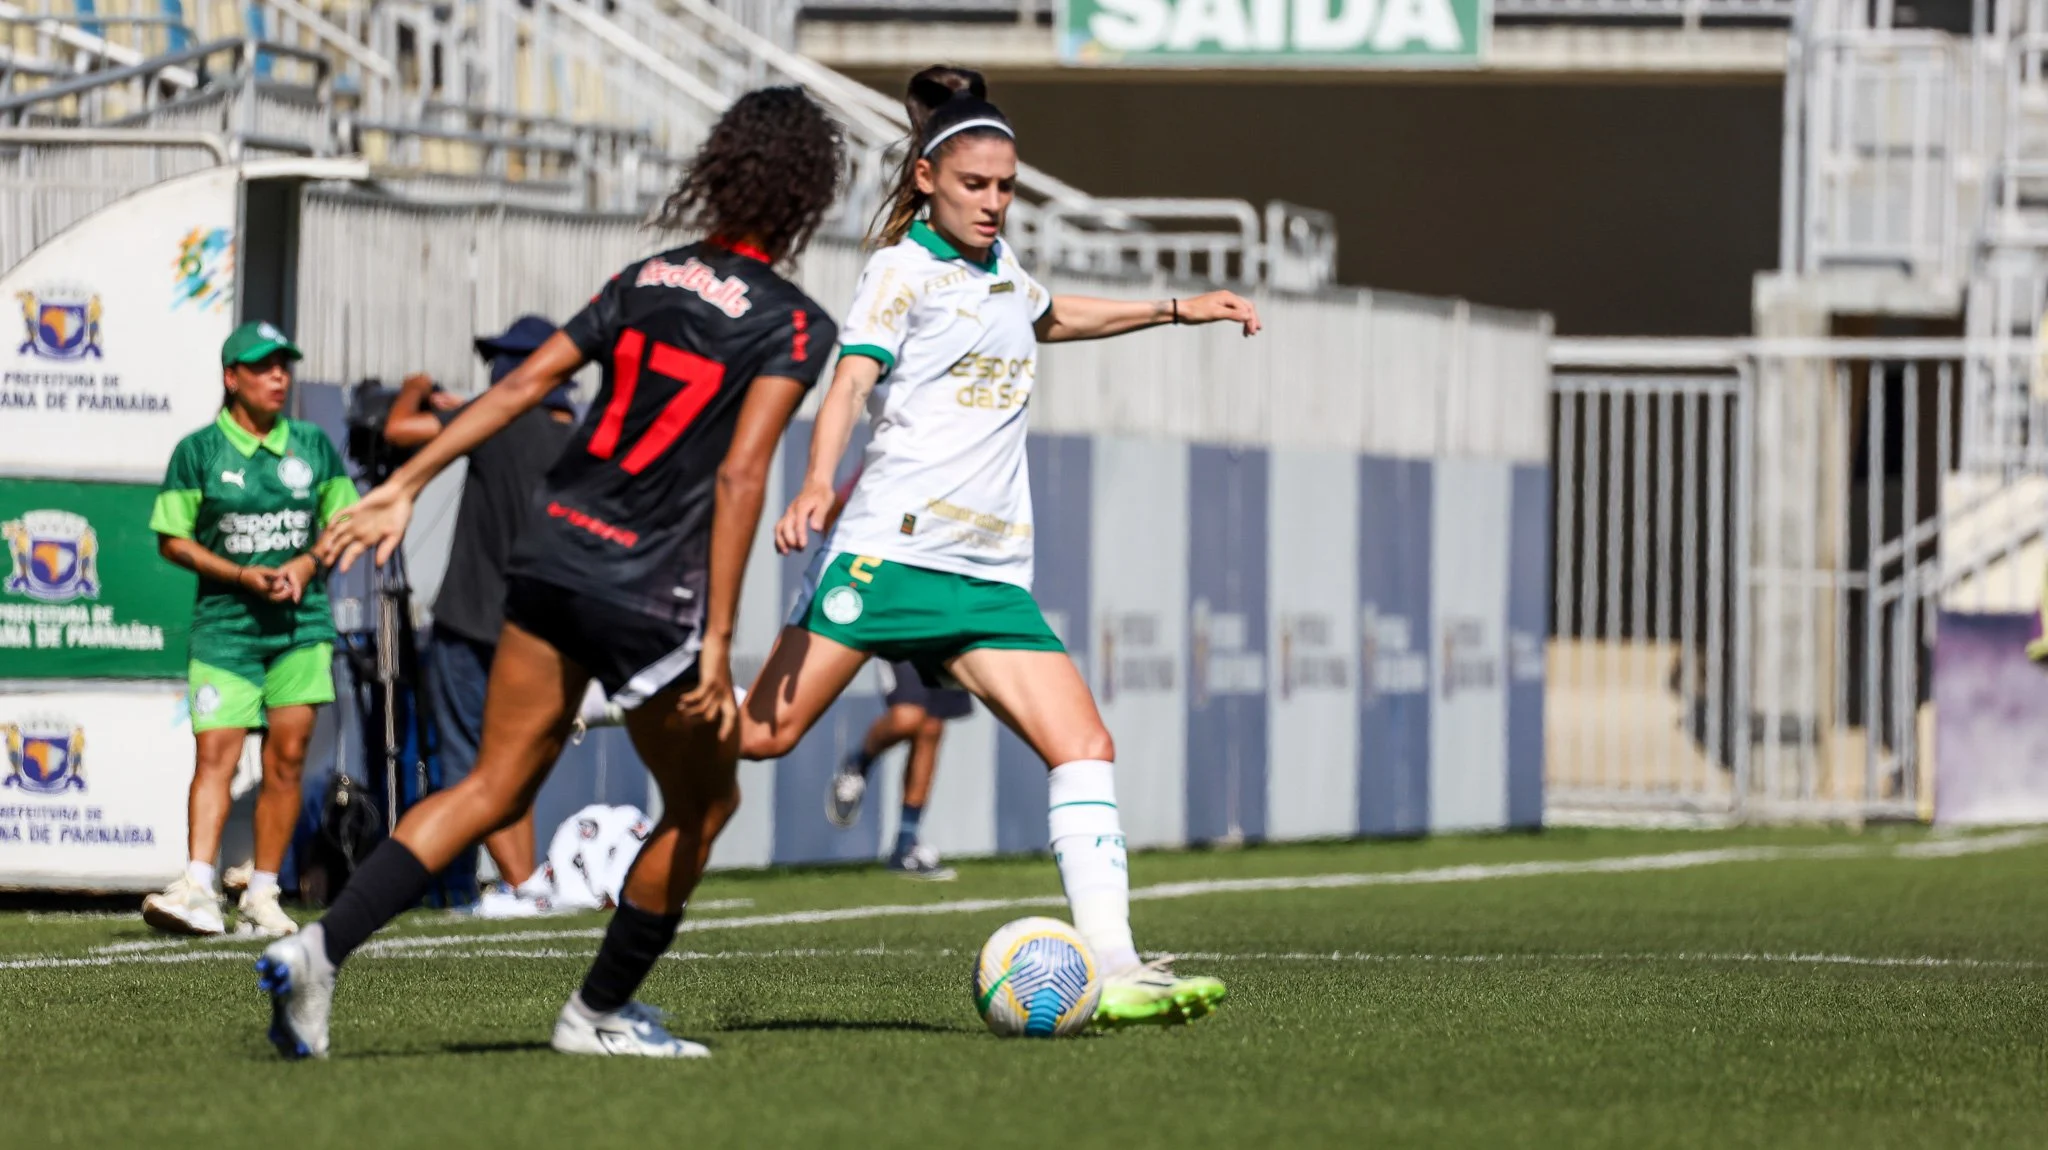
[
  {"x1": 188, "y1": 641, "x2": 335, "y2": 732},
  {"x1": 791, "y1": 553, "x2": 1063, "y2": 685}
]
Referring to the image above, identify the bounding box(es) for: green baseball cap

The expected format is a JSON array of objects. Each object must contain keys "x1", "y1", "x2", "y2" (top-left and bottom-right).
[{"x1": 221, "y1": 321, "x2": 303, "y2": 367}]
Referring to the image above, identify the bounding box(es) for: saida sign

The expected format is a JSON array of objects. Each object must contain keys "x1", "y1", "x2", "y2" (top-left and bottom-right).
[{"x1": 1060, "y1": 0, "x2": 1488, "y2": 66}]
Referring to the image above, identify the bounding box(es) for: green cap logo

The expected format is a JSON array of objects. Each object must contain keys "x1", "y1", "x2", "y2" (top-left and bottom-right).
[{"x1": 221, "y1": 321, "x2": 303, "y2": 367}]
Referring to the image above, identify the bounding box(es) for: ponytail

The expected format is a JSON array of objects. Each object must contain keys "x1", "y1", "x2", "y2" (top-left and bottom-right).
[{"x1": 870, "y1": 65, "x2": 1013, "y2": 248}]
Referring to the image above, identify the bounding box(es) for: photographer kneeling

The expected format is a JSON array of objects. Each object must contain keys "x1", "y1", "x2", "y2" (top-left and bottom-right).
[{"x1": 382, "y1": 316, "x2": 577, "y2": 891}]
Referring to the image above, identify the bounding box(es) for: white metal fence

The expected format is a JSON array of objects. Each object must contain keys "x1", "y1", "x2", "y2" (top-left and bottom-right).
[
  {"x1": 1550, "y1": 372, "x2": 1744, "y2": 816},
  {"x1": 293, "y1": 191, "x2": 1546, "y2": 458},
  {"x1": 0, "y1": 134, "x2": 226, "y2": 271},
  {"x1": 1550, "y1": 339, "x2": 2042, "y2": 822}
]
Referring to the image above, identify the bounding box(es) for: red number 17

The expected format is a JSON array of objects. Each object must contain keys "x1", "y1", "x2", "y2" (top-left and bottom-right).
[{"x1": 586, "y1": 328, "x2": 727, "y2": 475}]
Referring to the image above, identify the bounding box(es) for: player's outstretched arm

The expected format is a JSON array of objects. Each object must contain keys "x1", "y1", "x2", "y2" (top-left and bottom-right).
[
  {"x1": 775, "y1": 353, "x2": 882, "y2": 554},
  {"x1": 319, "y1": 332, "x2": 589, "y2": 572},
  {"x1": 681, "y1": 374, "x2": 811, "y2": 739},
  {"x1": 1034, "y1": 290, "x2": 1262, "y2": 344},
  {"x1": 382, "y1": 332, "x2": 587, "y2": 499}
]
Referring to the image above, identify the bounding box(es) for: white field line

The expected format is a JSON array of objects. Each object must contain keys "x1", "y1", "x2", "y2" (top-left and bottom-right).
[
  {"x1": 443, "y1": 946, "x2": 2048, "y2": 971},
  {"x1": 10, "y1": 945, "x2": 2038, "y2": 973},
  {"x1": 1161, "y1": 950, "x2": 2048, "y2": 971},
  {"x1": 1892, "y1": 828, "x2": 2046, "y2": 857},
  {"x1": 5, "y1": 831, "x2": 2043, "y2": 974},
  {"x1": 678, "y1": 898, "x2": 756, "y2": 911}
]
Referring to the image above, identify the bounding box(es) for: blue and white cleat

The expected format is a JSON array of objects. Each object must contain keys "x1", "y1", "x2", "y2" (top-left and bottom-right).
[
  {"x1": 256, "y1": 924, "x2": 335, "y2": 1060},
  {"x1": 551, "y1": 993, "x2": 709, "y2": 1058},
  {"x1": 886, "y1": 844, "x2": 957, "y2": 882}
]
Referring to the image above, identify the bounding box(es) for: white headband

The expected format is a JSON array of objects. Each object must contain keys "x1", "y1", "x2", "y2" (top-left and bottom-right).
[{"x1": 922, "y1": 117, "x2": 1013, "y2": 157}]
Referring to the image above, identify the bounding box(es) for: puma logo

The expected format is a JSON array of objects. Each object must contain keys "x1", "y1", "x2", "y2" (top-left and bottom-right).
[
  {"x1": 955, "y1": 309, "x2": 985, "y2": 327},
  {"x1": 221, "y1": 470, "x2": 245, "y2": 488}
]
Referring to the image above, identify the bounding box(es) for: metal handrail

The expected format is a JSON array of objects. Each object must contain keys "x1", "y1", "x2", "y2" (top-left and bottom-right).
[
  {"x1": 0, "y1": 1, "x2": 200, "y2": 89},
  {"x1": 1552, "y1": 336, "x2": 1991, "y2": 364},
  {"x1": 352, "y1": 118, "x2": 588, "y2": 166},
  {"x1": 535, "y1": 0, "x2": 731, "y2": 119},
  {"x1": 795, "y1": 0, "x2": 1802, "y2": 17},
  {"x1": 415, "y1": 99, "x2": 659, "y2": 146},
  {"x1": 0, "y1": 14, "x2": 197, "y2": 31},
  {"x1": 1041, "y1": 197, "x2": 1264, "y2": 277},
  {"x1": 255, "y1": 0, "x2": 398, "y2": 83},
  {"x1": 646, "y1": 0, "x2": 1131, "y2": 220},
  {"x1": 0, "y1": 37, "x2": 330, "y2": 114},
  {"x1": 0, "y1": 124, "x2": 230, "y2": 161}
]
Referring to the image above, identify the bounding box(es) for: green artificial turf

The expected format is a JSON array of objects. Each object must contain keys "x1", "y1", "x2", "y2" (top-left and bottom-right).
[{"x1": 3, "y1": 825, "x2": 2043, "y2": 1149}]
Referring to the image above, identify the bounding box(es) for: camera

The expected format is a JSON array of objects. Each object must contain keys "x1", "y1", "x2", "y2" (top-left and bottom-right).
[{"x1": 344, "y1": 379, "x2": 423, "y2": 484}]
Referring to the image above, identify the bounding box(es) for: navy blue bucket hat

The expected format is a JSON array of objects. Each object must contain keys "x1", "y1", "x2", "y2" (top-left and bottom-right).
[{"x1": 476, "y1": 314, "x2": 575, "y2": 412}]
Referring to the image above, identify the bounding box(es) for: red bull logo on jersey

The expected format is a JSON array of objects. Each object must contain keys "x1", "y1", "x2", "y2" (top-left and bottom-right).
[
  {"x1": 14, "y1": 286, "x2": 104, "y2": 360},
  {"x1": 636, "y1": 256, "x2": 754, "y2": 319},
  {"x1": 3, "y1": 510, "x2": 100, "y2": 602},
  {"x1": 3, "y1": 715, "x2": 85, "y2": 794}
]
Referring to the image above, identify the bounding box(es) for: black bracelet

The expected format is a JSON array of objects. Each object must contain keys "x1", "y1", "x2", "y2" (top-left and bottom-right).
[{"x1": 1171, "y1": 298, "x2": 1181, "y2": 325}]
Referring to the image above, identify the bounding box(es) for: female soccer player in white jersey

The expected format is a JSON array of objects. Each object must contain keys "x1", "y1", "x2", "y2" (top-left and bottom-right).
[{"x1": 742, "y1": 66, "x2": 1261, "y2": 1029}]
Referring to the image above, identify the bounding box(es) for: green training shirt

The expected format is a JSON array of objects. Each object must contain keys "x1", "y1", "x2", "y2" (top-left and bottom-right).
[{"x1": 149, "y1": 409, "x2": 359, "y2": 660}]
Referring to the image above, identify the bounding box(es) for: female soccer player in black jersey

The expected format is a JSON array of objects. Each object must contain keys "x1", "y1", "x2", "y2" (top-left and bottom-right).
[{"x1": 258, "y1": 87, "x2": 845, "y2": 1060}]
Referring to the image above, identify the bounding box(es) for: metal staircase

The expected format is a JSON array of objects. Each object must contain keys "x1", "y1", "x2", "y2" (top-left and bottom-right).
[
  {"x1": 1776, "y1": 0, "x2": 2048, "y2": 609},
  {"x1": 2, "y1": 0, "x2": 1337, "y2": 285}
]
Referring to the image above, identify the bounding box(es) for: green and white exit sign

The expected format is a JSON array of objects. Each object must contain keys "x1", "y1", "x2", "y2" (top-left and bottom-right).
[{"x1": 1058, "y1": 0, "x2": 1489, "y2": 66}]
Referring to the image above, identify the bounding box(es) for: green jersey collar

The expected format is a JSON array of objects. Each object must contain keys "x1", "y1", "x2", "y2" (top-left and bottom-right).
[
  {"x1": 909, "y1": 220, "x2": 1001, "y2": 274},
  {"x1": 215, "y1": 408, "x2": 290, "y2": 458}
]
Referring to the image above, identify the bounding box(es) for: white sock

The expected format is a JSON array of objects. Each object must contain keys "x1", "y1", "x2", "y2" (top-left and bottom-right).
[
  {"x1": 1047, "y1": 759, "x2": 1140, "y2": 974},
  {"x1": 248, "y1": 870, "x2": 280, "y2": 897},
  {"x1": 185, "y1": 860, "x2": 217, "y2": 890}
]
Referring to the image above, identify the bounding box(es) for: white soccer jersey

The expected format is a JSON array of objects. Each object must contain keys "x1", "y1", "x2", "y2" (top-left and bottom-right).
[{"x1": 829, "y1": 221, "x2": 1053, "y2": 588}]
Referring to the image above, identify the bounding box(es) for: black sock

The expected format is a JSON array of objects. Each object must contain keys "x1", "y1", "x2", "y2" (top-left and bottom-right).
[
  {"x1": 318, "y1": 840, "x2": 434, "y2": 968},
  {"x1": 578, "y1": 901, "x2": 683, "y2": 1014}
]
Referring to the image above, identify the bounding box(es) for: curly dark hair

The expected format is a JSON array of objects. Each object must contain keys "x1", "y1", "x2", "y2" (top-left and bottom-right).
[{"x1": 654, "y1": 86, "x2": 845, "y2": 263}]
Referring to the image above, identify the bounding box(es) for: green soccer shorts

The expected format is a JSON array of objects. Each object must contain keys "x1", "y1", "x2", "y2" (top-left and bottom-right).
[
  {"x1": 791, "y1": 552, "x2": 1064, "y2": 684},
  {"x1": 187, "y1": 641, "x2": 335, "y2": 732}
]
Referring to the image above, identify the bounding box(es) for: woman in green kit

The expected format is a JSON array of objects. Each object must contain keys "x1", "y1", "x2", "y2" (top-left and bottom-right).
[{"x1": 141, "y1": 321, "x2": 358, "y2": 938}]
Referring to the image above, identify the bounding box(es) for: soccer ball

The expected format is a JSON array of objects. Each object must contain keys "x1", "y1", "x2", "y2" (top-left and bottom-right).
[{"x1": 972, "y1": 916, "x2": 1103, "y2": 1038}]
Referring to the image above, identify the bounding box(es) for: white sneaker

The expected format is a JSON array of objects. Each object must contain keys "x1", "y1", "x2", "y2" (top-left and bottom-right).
[
  {"x1": 141, "y1": 875, "x2": 225, "y2": 936},
  {"x1": 223, "y1": 862, "x2": 254, "y2": 894},
  {"x1": 236, "y1": 884, "x2": 299, "y2": 937},
  {"x1": 257, "y1": 925, "x2": 335, "y2": 1060},
  {"x1": 551, "y1": 994, "x2": 709, "y2": 1059},
  {"x1": 826, "y1": 762, "x2": 867, "y2": 828}
]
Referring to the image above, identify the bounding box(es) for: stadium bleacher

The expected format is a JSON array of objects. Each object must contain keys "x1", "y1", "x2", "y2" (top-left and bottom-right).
[{"x1": 3, "y1": 0, "x2": 1338, "y2": 285}]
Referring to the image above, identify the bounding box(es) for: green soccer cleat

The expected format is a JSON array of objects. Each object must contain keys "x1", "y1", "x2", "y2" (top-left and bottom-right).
[{"x1": 1091, "y1": 959, "x2": 1228, "y2": 1029}]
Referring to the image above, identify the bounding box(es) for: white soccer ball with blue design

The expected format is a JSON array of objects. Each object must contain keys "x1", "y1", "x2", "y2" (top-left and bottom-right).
[{"x1": 973, "y1": 916, "x2": 1103, "y2": 1038}]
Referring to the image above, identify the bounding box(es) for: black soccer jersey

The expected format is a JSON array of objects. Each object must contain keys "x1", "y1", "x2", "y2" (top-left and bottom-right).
[{"x1": 506, "y1": 241, "x2": 837, "y2": 623}]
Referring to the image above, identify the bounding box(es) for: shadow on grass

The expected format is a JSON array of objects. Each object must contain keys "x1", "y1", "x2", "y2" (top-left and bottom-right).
[
  {"x1": 439, "y1": 1040, "x2": 554, "y2": 1056},
  {"x1": 280, "y1": 1040, "x2": 553, "y2": 1062},
  {"x1": 718, "y1": 1018, "x2": 970, "y2": 1036}
]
